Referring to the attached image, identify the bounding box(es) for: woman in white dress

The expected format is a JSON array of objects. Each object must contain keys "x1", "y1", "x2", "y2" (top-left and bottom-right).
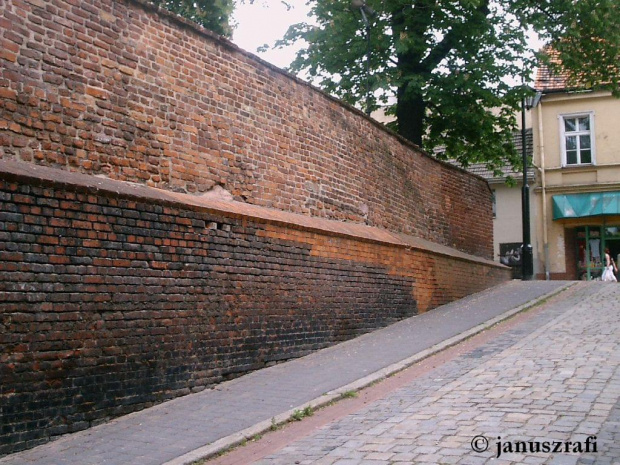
[{"x1": 602, "y1": 248, "x2": 617, "y2": 282}]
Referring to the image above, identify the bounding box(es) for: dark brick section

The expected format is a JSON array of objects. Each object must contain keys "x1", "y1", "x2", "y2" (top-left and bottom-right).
[
  {"x1": 0, "y1": 178, "x2": 403, "y2": 454},
  {"x1": 0, "y1": 168, "x2": 509, "y2": 455},
  {"x1": 0, "y1": 0, "x2": 493, "y2": 259}
]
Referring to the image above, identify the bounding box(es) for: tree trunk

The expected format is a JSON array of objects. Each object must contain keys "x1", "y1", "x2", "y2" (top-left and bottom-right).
[
  {"x1": 390, "y1": 3, "x2": 432, "y2": 147},
  {"x1": 396, "y1": 86, "x2": 425, "y2": 147}
]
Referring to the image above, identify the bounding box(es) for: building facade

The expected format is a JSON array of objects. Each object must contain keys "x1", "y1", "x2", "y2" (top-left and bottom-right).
[
  {"x1": 464, "y1": 131, "x2": 539, "y2": 279},
  {"x1": 531, "y1": 67, "x2": 620, "y2": 280}
]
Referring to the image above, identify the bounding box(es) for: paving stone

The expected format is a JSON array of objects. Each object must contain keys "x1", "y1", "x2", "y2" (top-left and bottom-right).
[{"x1": 260, "y1": 283, "x2": 620, "y2": 465}]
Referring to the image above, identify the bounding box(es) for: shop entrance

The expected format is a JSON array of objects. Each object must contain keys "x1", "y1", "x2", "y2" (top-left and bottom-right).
[{"x1": 576, "y1": 225, "x2": 620, "y2": 280}]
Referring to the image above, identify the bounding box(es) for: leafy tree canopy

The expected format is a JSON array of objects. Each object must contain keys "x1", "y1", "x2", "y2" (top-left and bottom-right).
[
  {"x1": 529, "y1": 0, "x2": 620, "y2": 95},
  {"x1": 153, "y1": 1, "x2": 294, "y2": 38},
  {"x1": 273, "y1": 0, "x2": 619, "y2": 170},
  {"x1": 154, "y1": 0, "x2": 235, "y2": 36}
]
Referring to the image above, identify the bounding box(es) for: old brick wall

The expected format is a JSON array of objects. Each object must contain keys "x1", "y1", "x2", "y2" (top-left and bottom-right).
[
  {"x1": 0, "y1": 0, "x2": 493, "y2": 259},
  {"x1": 0, "y1": 0, "x2": 506, "y2": 455},
  {"x1": 0, "y1": 160, "x2": 509, "y2": 454}
]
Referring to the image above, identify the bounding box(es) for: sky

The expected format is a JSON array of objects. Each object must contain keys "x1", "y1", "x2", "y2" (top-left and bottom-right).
[
  {"x1": 230, "y1": 1, "x2": 545, "y2": 88},
  {"x1": 231, "y1": 1, "x2": 312, "y2": 70}
]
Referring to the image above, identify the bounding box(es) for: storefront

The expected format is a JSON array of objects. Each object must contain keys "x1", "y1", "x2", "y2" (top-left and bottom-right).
[
  {"x1": 553, "y1": 191, "x2": 620, "y2": 280},
  {"x1": 574, "y1": 225, "x2": 620, "y2": 280}
]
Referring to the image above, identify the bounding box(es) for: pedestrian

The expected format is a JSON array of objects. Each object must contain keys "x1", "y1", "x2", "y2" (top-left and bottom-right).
[{"x1": 601, "y1": 248, "x2": 617, "y2": 282}]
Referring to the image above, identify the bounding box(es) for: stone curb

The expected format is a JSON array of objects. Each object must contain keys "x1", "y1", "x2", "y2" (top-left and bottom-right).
[{"x1": 163, "y1": 281, "x2": 574, "y2": 465}]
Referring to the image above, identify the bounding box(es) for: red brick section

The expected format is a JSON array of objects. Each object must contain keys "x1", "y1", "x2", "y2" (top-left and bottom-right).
[
  {"x1": 563, "y1": 227, "x2": 578, "y2": 280},
  {"x1": 537, "y1": 229, "x2": 577, "y2": 280},
  {"x1": 0, "y1": 0, "x2": 493, "y2": 260},
  {"x1": 0, "y1": 161, "x2": 510, "y2": 454}
]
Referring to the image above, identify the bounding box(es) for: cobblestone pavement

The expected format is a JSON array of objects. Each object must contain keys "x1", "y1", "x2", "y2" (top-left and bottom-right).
[{"x1": 256, "y1": 282, "x2": 620, "y2": 465}]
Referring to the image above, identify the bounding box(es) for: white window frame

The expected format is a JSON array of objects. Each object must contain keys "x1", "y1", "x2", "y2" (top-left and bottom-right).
[{"x1": 559, "y1": 111, "x2": 596, "y2": 167}]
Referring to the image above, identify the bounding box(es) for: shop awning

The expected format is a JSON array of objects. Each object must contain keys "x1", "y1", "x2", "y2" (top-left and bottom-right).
[{"x1": 553, "y1": 192, "x2": 620, "y2": 220}]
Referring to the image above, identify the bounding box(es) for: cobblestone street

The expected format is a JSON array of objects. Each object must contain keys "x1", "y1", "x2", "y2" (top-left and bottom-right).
[{"x1": 255, "y1": 282, "x2": 620, "y2": 465}]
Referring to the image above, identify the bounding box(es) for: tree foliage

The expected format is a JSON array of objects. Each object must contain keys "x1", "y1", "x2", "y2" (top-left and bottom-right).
[
  {"x1": 153, "y1": 0, "x2": 294, "y2": 38},
  {"x1": 522, "y1": 0, "x2": 620, "y2": 95},
  {"x1": 154, "y1": 0, "x2": 235, "y2": 37},
  {"x1": 275, "y1": 0, "x2": 620, "y2": 170}
]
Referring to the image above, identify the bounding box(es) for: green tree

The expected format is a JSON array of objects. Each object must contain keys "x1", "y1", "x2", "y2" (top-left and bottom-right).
[
  {"x1": 153, "y1": 1, "x2": 294, "y2": 38},
  {"x1": 276, "y1": 0, "x2": 619, "y2": 169},
  {"x1": 154, "y1": 0, "x2": 235, "y2": 37},
  {"x1": 523, "y1": 0, "x2": 620, "y2": 95}
]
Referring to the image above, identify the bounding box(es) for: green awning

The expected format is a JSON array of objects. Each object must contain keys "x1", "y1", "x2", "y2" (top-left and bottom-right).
[{"x1": 553, "y1": 192, "x2": 620, "y2": 220}]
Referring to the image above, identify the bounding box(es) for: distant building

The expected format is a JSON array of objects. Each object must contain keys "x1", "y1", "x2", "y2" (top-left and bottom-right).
[
  {"x1": 450, "y1": 131, "x2": 537, "y2": 278},
  {"x1": 531, "y1": 57, "x2": 620, "y2": 280}
]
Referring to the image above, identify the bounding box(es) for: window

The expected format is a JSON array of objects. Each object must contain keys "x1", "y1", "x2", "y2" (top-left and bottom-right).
[
  {"x1": 560, "y1": 113, "x2": 595, "y2": 166},
  {"x1": 492, "y1": 190, "x2": 496, "y2": 218}
]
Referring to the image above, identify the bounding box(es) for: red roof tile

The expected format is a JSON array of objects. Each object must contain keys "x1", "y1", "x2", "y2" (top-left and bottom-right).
[{"x1": 535, "y1": 48, "x2": 571, "y2": 91}]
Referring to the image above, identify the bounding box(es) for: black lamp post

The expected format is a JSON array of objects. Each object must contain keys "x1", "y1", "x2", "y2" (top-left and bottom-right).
[
  {"x1": 351, "y1": 0, "x2": 374, "y2": 115},
  {"x1": 521, "y1": 88, "x2": 541, "y2": 280}
]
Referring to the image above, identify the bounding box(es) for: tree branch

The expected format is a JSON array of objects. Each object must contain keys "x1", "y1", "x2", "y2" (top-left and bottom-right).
[{"x1": 419, "y1": 0, "x2": 490, "y2": 72}]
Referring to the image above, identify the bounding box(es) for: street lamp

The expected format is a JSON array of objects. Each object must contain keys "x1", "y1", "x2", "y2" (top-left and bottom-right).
[
  {"x1": 351, "y1": 0, "x2": 375, "y2": 115},
  {"x1": 521, "y1": 88, "x2": 541, "y2": 280}
]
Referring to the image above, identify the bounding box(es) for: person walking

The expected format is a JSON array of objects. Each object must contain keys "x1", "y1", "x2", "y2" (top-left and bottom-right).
[{"x1": 602, "y1": 248, "x2": 618, "y2": 282}]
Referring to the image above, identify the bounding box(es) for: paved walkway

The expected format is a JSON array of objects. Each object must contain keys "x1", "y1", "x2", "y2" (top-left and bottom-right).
[
  {"x1": 256, "y1": 281, "x2": 620, "y2": 465},
  {"x1": 0, "y1": 280, "x2": 570, "y2": 465}
]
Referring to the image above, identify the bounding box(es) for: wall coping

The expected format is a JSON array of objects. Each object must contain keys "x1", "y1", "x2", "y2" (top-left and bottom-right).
[
  {"x1": 0, "y1": 159, "x2": 505, "y2": 270},
  {"x1": 124, "y1": 0, "x2": 487, "y2": 187}
]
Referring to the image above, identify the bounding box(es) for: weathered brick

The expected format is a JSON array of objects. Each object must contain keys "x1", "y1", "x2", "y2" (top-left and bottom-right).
[
  {"x1": 0, "y1": 0, "x2": 504, "y2": 454},
  {"x1": 0, "y1": 0, "x2": 492, "y2": 259},
  {"x1": 0, "y1": 171, "x2": 507, "y2": 455}
]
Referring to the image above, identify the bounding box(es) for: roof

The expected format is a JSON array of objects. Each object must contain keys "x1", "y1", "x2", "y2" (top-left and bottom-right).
[
  {"x1": 445, "y1": 129, "x2": 535, "y2": 183},
  {"x1": 535, "y1": 49, "x2": 571, "y2": 92},
  {"x1": 535, "y1": 45, "x2": 619, "y2": 94}
]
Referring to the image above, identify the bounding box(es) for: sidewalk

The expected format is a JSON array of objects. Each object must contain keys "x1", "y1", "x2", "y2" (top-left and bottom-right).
[{"x1": 0, "y1": 280, "x2": 570, "y2": 465}]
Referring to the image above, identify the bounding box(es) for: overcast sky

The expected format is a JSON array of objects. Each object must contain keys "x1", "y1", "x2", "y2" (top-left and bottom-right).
[
  {"x1": 230, "y1": 2, "x2": 544, "y2": 87},
  {"x1": 231, "y1": 1, "x2": 312, "y2": 69}
]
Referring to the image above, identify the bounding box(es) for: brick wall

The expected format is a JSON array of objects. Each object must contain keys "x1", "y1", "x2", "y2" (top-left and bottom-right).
[
  {"x1": 0, "y1": 160, "x2": 509, "y2": 454},
  {"x1": 0, "y1": 0, "x2": 493, "y2": 259},
  {"x1": 0, "y1": 0, "x2": 506, "y2": 455}
]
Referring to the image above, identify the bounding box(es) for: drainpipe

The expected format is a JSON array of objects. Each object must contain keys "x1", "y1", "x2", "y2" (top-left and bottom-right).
[{"x1": 537, "y1": 101, "x2": 550, "y2": 280}]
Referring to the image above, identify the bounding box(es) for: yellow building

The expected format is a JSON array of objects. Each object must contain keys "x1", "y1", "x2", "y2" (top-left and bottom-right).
[
  {"x1": 531, "y1": 65, "x2": 620, "y2": 280},
  {"x1": 464, "y1": 132, "x2": 538, "y2": 279}
]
